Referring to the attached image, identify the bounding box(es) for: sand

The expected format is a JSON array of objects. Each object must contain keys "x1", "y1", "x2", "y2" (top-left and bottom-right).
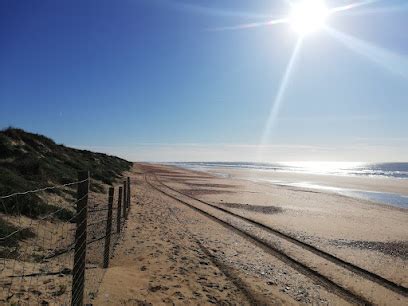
[
  {"x1": 95, "y1": 163, "x2": 408, "y2": 305},
  {"x1": 207, "y1": 167, "x2": 408, "y2": 196},
  {"x1": 0, "y1": 182, "x2": 121, "y2": 305}
]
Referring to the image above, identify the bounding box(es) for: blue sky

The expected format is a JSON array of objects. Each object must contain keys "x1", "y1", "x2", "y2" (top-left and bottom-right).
[{"x1": 1, "y1": 0, "x2": 407, "y2": 162}]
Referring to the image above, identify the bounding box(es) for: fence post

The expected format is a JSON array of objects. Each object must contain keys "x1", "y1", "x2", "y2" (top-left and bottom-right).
[
  {"x1": 117, "y1": 187, "x2": 122, "y2": 233},
  {"x1": 71, "y1": 171, "x2": 89, "y2": 306},
  {"x1": 127, "y1": 177, "x2": 131, "y2": 210},
  {"x1": 103, "y1": 187, "x2": 114, "y2": 269},
  {"x1": 122, "y1": 180, "x2": 127, "y2": 219}
]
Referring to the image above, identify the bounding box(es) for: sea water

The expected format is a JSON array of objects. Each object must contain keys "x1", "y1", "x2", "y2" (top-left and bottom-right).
[{"x1": 169, "y1": 162, "x2": 408, "y2": 208}]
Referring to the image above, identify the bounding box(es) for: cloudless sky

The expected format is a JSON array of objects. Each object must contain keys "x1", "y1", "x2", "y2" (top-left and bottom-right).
[{"x1": 1, "y1": 0, "x2": 407, "y2": 161}]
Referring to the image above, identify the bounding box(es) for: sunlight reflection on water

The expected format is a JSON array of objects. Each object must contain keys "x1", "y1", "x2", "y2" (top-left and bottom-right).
[{"x1": 261, "y1": 180, "x2": 408, "y2": 209}]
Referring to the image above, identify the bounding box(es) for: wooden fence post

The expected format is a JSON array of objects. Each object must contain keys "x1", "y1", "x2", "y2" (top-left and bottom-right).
[
  {"x1": 103, "y1": 187, "x2": 114, "y2": 269},
  {"x1": 127, "y1": 177, "x2": 131, "y2": 210},
  {"x1": 117, "y1": 187, "x2": 122, "y2": 233},
  {"x1": 71, "y1": 171, "x2": 89, "y2": 306},
  {"x1": 122, "y1": 180, "x2": 127, "y2": 219}
]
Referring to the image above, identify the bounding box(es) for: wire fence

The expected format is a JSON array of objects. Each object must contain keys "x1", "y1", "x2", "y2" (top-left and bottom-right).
[{"x1": 0, "y1": 171, "x2": 132, "y2": 305}]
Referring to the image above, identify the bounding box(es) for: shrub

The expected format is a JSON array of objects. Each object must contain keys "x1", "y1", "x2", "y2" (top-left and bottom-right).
[
  {"x1": 0, "y1": 127, "x2": 132, "y2": 221},
  {"x1": 0, "y1": 217, "x2": 35, "y2": 247}
]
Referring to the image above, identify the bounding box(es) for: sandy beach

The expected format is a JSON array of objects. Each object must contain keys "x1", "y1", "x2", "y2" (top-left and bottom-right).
[
  {"x1": 205, "y1": 167, "x2": 408, "y2": 196},
  {"x1": 94, "y1": 163, "x2": 408, "y2": 305},
  {"x1": 4, "y1": 1, "x2": 407, "y2": 304}
]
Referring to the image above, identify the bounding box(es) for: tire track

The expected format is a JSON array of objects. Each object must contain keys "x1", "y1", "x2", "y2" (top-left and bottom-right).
[
  {"x1": 145, "y1": 173, "x2": 371, "y2": 305},
  {"x1": 165, "y1": 204, "x2": 262, "y2": 306},
  {"x1": 156, "y1": 174, "x2": 408, "y2": 298}
]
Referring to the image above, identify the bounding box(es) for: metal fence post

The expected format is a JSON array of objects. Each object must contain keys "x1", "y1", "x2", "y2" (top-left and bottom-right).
[
  {"x1": 122, "y1": 180, "x2": 127, "y2": 219},
  {"x1": 117, "y1": 187, "x2": 122, "y2": 233},
  {"x1": 71, "y1": 171, "x2": 89, "y2": 306},
  {"x1": 103, "y1": 187, "x2": 114, "y2": 268},
  {"x1": 127, "y1": 177, "x2": 131, "y2": 210}
]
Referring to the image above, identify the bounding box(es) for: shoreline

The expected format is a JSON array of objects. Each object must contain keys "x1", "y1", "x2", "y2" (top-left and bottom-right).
[
  {"x1": 253, "y1": 179, "x2": 408, "y2": 209},
  {"x1": 174, "y1": 165, "x2": 408, "y2": 208}
]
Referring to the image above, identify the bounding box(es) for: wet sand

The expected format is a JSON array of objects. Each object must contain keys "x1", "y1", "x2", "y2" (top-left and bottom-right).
[
  {"x1": 205, "y1": 167, "x2": 408, "y2": 196},
  {"x1": 95, "y1": 163, "x2": 408, "y2": 305}
]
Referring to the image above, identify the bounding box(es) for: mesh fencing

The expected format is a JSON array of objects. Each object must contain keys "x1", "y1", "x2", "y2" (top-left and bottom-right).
[{"x1": 0, "y1": 174, "x2": 131, "y2": 305}]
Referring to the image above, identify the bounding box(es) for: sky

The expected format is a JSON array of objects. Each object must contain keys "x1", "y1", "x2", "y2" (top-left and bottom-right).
[{"x1": 1, "y1": 0, "x2": 407, "y2": 162}]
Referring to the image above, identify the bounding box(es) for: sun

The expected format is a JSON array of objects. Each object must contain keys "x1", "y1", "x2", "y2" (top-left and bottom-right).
[{"x1": 289, "y1": 0, "x2": 330, "y2": 35}]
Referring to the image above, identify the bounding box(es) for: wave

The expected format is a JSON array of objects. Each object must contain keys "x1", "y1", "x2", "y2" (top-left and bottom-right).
[{"x1": 170, "y1": 162, "x2": 408, "y2": 179}]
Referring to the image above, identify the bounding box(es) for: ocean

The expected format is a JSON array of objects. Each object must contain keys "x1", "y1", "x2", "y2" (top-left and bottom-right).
[{"x1": 169, "y1": 162, "x2": 408, "y2": 208}]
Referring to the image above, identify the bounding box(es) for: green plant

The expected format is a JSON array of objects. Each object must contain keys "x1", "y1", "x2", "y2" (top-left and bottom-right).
[{"x1": 0, "y1": 127, "x2": 132, "y2": 222}]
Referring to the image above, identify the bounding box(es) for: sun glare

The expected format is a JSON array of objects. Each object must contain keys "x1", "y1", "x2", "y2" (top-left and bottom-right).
[{"x1": 289, "y1": 0, "x2": 329, "y2": 35}]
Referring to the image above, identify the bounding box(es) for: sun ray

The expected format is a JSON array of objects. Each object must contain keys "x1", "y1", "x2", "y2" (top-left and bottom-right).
[
  {"x1": 207, "y1": 18, "x2": 288, "y2": 32},
  {"x1": 260, "y1": 38, "x2": 303, "y2": 150},
  {"x1": 333, "y1": 2, "x2": 408, "y2": 17},
  {"x1": 329, "y1": 0, "x2": 381, "y2": 14},
  {"x1": 325, "y1": 26, "x2": 408, "y2": 79},
  {"x1": 207, "y1": 0, "x2": 378, "y2": 35}
]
